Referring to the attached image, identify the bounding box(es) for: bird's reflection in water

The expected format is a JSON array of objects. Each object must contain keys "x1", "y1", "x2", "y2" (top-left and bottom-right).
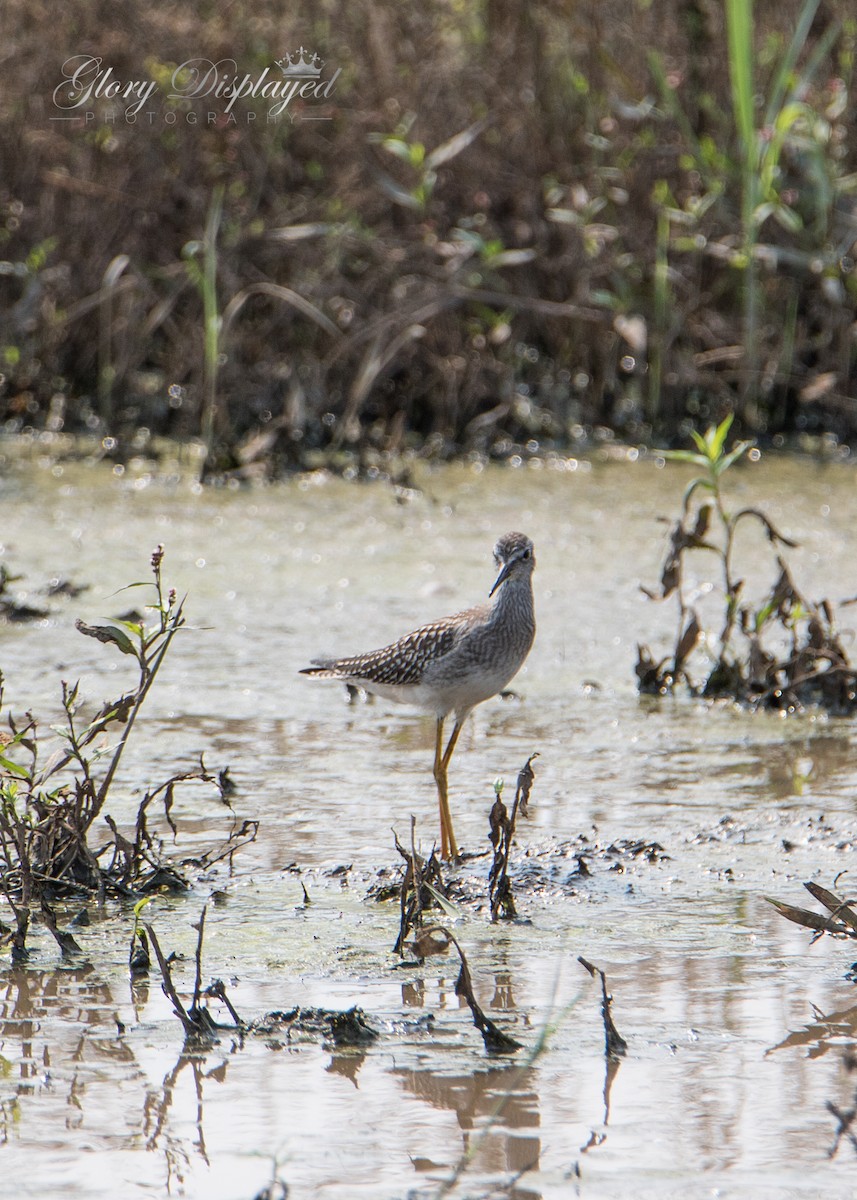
[{"x1": 395, "y1": 1060, "x2": 541, "y2": 1197}]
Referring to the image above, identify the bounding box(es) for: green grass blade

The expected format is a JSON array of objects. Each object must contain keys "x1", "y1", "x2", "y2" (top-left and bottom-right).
[
  {"x1": 726, "y1": 0, "x2": 755, "y2": 155},
  {"x1": 763, "y1": 0, "x2": 822, "y2": 130}
]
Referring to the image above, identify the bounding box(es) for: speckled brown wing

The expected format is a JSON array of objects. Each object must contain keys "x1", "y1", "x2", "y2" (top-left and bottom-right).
[{"x1": 303, "y1": 613, "x2": 469, "y2": 686}]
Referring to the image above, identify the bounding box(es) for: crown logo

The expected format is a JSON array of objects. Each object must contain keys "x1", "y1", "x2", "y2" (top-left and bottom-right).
[{"x1": 276, "y1": 48, "x2": 324, "y2": 77}]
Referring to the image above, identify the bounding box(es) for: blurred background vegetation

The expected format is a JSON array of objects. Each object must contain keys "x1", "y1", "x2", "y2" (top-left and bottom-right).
[{"x1": 1, "y1": 0, "x2": 855, "y2": 475}]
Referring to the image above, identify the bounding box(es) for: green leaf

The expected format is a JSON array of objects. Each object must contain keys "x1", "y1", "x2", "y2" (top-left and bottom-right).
[
  {"x1": 755, "y1": 600, "x2": 777, "y2": 631},
  {"x1": 772, "y1": 204, "x2": 803, "y2": 234},
  {"x1": 762, "y1": 0, "x2": 822, "y2": 131},
  {"x1": 75, "y1": 619, "x2": 138, "y2": 657},
  {"x1": 424, "y1": 882, "x2": 464, "y2": 921},
  {"x1": 707, "y1": 413, "x2": 735, "y2": 460},
  {"x1": 0, "y1": 753, "x2": 29, "y2": 780},
  {"x1": 660, "y1": 449, "x2": 710, "y2": 468},
  {"x1": 425, "y1": 119, "x2": 486, "y2": 170},
  {"x1": 382, "y1": 137, "x2": 413, "y2": 164},
  {"x1": 114, "y1": 618, "x2": 144, "y2": 639},
  {"x1": 752, "y1": 200, "x2": 779, "y2": 228},
  {"x1": 372, "y1": 169, "x2": 424, "y2": 211},
  {"x1": 714, "y1": 439, "x2": 755, "y2": 475},
  {"x1": 133, "y1": 896, "x2": 154, "y2": 920},
  {"x1": 725, "y1": 0, "x2": 755, "y2": 153}
]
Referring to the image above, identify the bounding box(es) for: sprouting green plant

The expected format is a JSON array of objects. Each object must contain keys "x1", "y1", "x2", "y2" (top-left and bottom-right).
[
  {"x1": 642, "y1": 414, "x2": 770, "y2": 684},
  {"x1": 369, "y1": 115, "x2": 486, "y2": 213},
  {"x1": 661, "y1": 412, "x2": 753, "y2": 521},
  {"x1": 639, "y1": 414, "x2": 857, "y2": 710},
  {"x1": 448, "y1": 227, "x2": 536, "y2": 282}
]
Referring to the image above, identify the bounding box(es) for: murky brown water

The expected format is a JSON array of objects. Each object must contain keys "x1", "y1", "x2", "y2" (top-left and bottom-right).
[{"x1": 2, "y1": 444, "x2": 857, "y2": 1198}]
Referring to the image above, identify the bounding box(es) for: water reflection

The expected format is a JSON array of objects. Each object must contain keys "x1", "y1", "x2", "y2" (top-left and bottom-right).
[
  {"x1": 402, "y1": 971, "x2": 521, "y2": 1014},
  {"x1": 770, "y1": 999, "x2": 857, "y2": 1059},
  {"x1": 144, "y1": 1051, "x2": 219, "y2": 1177},
  {"x1": 395, "y1": 1061, "x2": 541, "y2": 1198},
  {"x1": 578, "y1": 1056, "x2": 622, "y2": 1162}
]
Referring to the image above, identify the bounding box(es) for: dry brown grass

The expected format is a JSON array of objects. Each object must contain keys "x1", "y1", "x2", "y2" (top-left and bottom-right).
[{"x1": 1, "y1": 0, "x2": 854, "y2": 472}]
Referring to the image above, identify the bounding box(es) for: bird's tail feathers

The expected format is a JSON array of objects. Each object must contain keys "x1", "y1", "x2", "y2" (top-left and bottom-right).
[{"x1": 299, "y1": 661, "x2": 341, "y2": 678}]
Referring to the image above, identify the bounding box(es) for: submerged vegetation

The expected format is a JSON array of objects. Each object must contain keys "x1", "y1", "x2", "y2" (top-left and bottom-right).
[{"x1": 1, "y1": 0, "x2": 856, "y2": 475}]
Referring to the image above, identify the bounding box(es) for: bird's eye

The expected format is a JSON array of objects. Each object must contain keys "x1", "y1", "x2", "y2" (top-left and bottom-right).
[{"x1": 521, "y1": 548, "x2": 531, "y2": 559}]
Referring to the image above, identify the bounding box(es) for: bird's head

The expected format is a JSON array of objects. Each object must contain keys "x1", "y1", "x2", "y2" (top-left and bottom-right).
[{"x1": 489, "y1": 532, "x2": 536, "y2": 597}]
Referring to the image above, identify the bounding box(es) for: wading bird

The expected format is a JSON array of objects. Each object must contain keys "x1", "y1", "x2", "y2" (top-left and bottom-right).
[{"x1": 300, "y1": 532, "x2": 536, "y2": 858}]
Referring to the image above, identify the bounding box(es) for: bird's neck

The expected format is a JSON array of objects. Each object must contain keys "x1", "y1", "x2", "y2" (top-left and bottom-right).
[{"x1": 490, "y1": 576, "x2": 534, "y2": 623}]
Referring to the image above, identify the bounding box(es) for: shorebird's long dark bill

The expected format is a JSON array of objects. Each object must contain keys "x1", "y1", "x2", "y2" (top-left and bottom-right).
[{"x1": 489, "y1": 561, "x2": 512, "y2": 598}]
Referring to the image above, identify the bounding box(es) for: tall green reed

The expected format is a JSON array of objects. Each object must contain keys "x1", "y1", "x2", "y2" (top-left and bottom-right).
[
  {"x1": 726, "y1": 0, "x2": 839, "y2": 405},
  {"x1": 183, "y1": 184, "x2": 224, "y2": 467}
]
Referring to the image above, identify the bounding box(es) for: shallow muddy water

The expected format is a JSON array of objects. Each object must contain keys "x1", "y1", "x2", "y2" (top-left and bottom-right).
[{"x1": 2, "y1": 444, "x2": 857, "y2": 1198}]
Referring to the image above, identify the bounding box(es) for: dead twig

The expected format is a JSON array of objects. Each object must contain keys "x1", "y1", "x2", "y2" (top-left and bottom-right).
[
  {"x1": 579, "y1": 957, "x2": 627, "y2": 1059},
  {"x1": 144, "y1": 912, "x2": 220, "y2": 1044},
  {"x1": 392, "y1": 819, "x2": 447, "y2": 955},
  {"x1": 420, "y1": 924, "x2": 522, "y2": 1053},
  {"x1": 488, "y1": 754, "x2": 538, "y2": 921}
]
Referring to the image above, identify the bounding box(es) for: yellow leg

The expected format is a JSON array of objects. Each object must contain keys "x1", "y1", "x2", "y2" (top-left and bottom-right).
[{"x1": 433, "y1": 717, "x2": 462, "y2": 860}]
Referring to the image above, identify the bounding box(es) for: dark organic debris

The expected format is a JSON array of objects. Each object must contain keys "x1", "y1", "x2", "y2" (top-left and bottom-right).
[
  {"x1": 252, "y1": 1177, "x2": 290, "y2": 1200},
  {"x1": 392, "y1": 819, "x2": 449, "y2": 956},
  {"x1": 423, "y1": 923, "x2": 522, "y2": 1054},
  {"x1": 1, "y1": 599, "x2": 49, "y2": 622},
  {"x1": 39, "y1": 897, "x2": 83, "y2": 958},
  {"x1": 606, "y1": 838, "x2": 667, "y2": 864},
  {"x1": 767, "y1": 881, "x2": 857, "y2": 942},
  {"x1": 503, "y1": 833, "x2": 669, "y2": 899},
  {"x1": 0, "y1": 564, "x2": 49, "y2": 622},
  {"x1": 129, "y1": 927, "x2": 151, "y2": 976},
  {"x1": 579, "y1": 957, "x2": 627, "y2": 1059},
  {"x1": 146, "y1": 907, "x2": 380, "y2": 1051},
  {"x1": 249, "y1": 1006, "x2": 379, "y2": 1048},
  {"x1": 146, "y1": 906, "x2": 227, "y2": 1045},
  {"x1": 488, "y1": 753, "x2": 538, "y2": 921},
  {"x1": 407, "y1": 927, "x2": 452, "y2": 960},
  {"x1": 46, "y1": 577, "x2": 89, "y2": 599}
]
